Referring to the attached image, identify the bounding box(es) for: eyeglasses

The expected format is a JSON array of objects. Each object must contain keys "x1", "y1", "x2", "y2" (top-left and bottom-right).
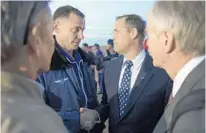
[{"x1": 23, "y1": 2, "x2": 37, "y2": 45}]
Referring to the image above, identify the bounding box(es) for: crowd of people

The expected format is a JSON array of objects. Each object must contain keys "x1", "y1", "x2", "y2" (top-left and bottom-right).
[
  {"x1": 81, "y1": 39, "x2": 120, "y2": 94},
  {"x1": 1, "y1": 1, "x2": 205, "y2": 133}
]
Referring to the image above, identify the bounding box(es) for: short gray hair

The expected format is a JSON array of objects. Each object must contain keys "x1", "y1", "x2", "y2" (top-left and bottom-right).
[
  {"x1": 117, "y1": 14, "x2": 145, "y2": 42},
  {"x1": 53, "y1": 5, "x2": 85, "y2": 21},
  {"x1": 149, "y1": 1, "x2": 205, "y2": 56},
  {"x1": 1, "y1": 1, "x2": 49, "y2": 62}
]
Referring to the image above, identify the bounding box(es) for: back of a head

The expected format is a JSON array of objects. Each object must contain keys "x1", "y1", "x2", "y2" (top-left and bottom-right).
[
  {"x1": 83, "y1": 43, "x2": 89, "y2": 47},
  {"x1": 107, "y1": 39, "x2": 114, "y2": 47},
  {"x1": 1, "y1": 1, "x2": 49, "y2": 63},
  {"x1": 150, "y1": 1, "x2": 205, "y2": 56},
  {"x1": 94, "y1": 43, "x2": 100, "y2": 49}
]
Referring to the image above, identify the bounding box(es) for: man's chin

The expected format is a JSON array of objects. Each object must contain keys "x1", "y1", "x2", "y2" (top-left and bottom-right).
[{"x1": 73, "y1": 45, "x2": 79, "y2": 50}]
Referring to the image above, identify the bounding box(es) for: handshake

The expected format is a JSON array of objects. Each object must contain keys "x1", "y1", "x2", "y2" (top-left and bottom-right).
[{"x1": 80, "y1": 108, "x2": 100, "y2": 131}]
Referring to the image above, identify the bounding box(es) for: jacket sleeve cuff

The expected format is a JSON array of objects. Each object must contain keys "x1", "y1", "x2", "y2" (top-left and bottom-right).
[
  {"x1": 57, "y1": 111, "x2": 80, "y2": 133},
  {"x1": 94, "y1": 110, "x2": 101, "y2": 123}
]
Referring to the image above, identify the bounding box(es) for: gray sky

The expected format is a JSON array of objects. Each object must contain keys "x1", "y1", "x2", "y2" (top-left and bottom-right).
[{"x1": 49, "y1": 0, "x2": 155, "y2": 46}]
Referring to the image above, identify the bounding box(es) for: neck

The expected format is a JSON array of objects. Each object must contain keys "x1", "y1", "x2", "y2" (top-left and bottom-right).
[
  {"x1": 63, "y1": 48, "x2": 73, "y2": 58},
  {"x1": 123, "y1": 42, "x2": 143, "y2": 60},
  {"x1": 2, "y1": 49, "x2": 38, "y2": 80},
  {"x1": 55, "y1": 35, "x2": 74, "y2": 58},
  {"x1": 164, "y1": 53, "x2": 193, "y2": 80}
]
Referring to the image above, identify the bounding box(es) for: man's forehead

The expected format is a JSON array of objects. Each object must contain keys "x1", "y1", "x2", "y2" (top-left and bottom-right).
[
  {"x1": 59, "y1": 14, "x2": 85, "y2": 28},
  {"x1": 115, "y1": 18, "x2": 126, "y2": 28},
  {"x1": 116, "y1": 18, "x2": 125, "y2": 25}
]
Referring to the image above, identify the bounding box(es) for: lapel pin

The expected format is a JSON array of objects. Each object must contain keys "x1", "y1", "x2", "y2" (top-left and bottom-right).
[{"x1": 140, "y1": 77, "x2": 144, "y2": 80}]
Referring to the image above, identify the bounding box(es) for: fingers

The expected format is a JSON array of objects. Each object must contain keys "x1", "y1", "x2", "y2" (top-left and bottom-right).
[
  {"x1": 80, "y1": 108, "x2": 98, "y2": 131},
  {"x1": 80, "y1": 107, "x2": 84, "y2": 113},
  {"x1": 80, "y1": 108, "x2": 90, "y2": 113}
]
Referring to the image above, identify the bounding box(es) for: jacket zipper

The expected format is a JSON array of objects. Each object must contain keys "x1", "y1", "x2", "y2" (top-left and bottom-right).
[
  {"x1": 77, "y1": 60, "x2": 88, "y2": 108},
  {"x1": 77, "y1": 62, "x2": 90, "y2": 133}
]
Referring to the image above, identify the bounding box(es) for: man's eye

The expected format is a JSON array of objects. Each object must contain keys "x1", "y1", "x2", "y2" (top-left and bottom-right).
[{"x1": 72, "y1": 28, "x2": 79, "y2": 33}]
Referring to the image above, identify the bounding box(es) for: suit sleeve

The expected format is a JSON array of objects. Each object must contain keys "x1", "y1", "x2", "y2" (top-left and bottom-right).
[
  {"x1": 95, "y1": 72, "x2": 110, "y2": 123},
  {"x1": 171, "y1": 109, "x2": 205, "y2": 133},
  {"x1": 36, "y1": 73, "x2": 81, "y2": 133}
]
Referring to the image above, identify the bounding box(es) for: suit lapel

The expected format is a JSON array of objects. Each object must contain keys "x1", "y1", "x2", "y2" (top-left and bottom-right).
[
  {"x1": 108, "y1": 56, "x2": 124, "y2": 123},
  {"x1": 119, "y1": 54, "x2": 154, "y2": 121}
]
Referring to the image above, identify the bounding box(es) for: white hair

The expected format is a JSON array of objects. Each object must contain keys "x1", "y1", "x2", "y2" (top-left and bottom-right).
[{"x1": 149, "y1": 1, "x2": 205, "y2": 56}]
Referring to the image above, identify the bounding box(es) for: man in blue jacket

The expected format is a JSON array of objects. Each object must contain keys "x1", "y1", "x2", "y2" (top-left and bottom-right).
[{"x1": 37, "y1": 5, "x2": 105, "y2": 133}]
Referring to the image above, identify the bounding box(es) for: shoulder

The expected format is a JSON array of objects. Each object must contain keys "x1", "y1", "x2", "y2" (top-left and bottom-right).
[
  {"x1": 2, "y1": 100, "x2": 67, "y2": 133},
  {"x1": 78, "y1": 48, "x2": 94, "y2": 65},
  {"x1": 143, "y1": 54, "x2": 170, "y2": 79},
  {"x1": 171, "y1": 88, "x2": 205, "y2": 133},
  {"x1": 142, "y1": 54, "x2": 172, "y2": 90},
  {"x1": 153, "y1": 66, "x2": 170, "y2": 79},
  {"x1": 172, "y1": 109, "x2": 205, "y2": 133},
  {"x1": 151, "y1": 66, "x2": 172, "y2": 90},
  {"x1": 105, "y1": 55, "x2": 123, "y2": 67}
]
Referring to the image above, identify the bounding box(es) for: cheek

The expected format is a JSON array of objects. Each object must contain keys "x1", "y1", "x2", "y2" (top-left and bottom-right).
[
  {"x1": 147, "y1": 39, "x2": 157, "y2": 56},
  {"x1": 70, "y1": 33, "x2": 78, "y2": 41},
  {"x1": 43, "y1": 39, "x2": 54, "y2": 59}
]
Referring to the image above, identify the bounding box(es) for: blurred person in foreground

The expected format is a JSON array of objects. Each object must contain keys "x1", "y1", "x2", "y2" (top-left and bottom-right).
[
  {"x1": 146, "y1": 1, "x2": 205, "y2": 133},
  {"x1": 36, "y1": 5, "x2": 105, "y2": 133},
  {"x1": 1, "y1": 1, "x2": 67, "y2": 133}
]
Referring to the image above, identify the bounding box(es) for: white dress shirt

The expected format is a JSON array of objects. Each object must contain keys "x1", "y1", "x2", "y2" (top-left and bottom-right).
[
  {"x1": 118, "y1": 50, "x2": 146, "y2": 93},
  {"x1": 172, "y1": 56, "x2": 205, "y2": 97}
]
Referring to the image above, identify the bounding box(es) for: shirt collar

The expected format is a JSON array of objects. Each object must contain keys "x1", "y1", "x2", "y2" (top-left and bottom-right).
[
  {"x1": 123, "y1": 50, "x2": 146, "y2": 68},
  {"x1": 173, "y1": 55, "x2": 205, "y2": 97}
]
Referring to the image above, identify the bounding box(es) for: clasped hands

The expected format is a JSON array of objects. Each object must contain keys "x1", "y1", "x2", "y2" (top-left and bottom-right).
[{"x1": 80, "y1": 107, "x2": 100, "y2": 131}]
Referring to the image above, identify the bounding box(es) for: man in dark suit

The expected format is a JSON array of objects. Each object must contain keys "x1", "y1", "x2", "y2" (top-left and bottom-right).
[
  {"x1": 146, "y1": 1, "x2": 205, "y2": 133},
  {"x1": 90, "y1": 14, "x2": 172, "y2": 133}
]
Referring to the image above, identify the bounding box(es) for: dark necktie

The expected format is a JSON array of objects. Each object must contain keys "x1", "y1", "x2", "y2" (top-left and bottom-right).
[{"x1": 118, "y1": 60, "x2": 133, "y2": 117}]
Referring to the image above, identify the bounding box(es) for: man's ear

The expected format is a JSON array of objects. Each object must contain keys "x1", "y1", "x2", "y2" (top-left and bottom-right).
[
  {"x1": 130, "y1": 27, "x2": 138, "y2": 40},
  {"x1": 27, "y1": 24, "x2": 41, "y2": 57},
  {"x1": 54, "y1": 20, "x2": 60, "y2": 33},
  {"x1": 159, "y1": 31, "x2": 175, "y2": 54}
]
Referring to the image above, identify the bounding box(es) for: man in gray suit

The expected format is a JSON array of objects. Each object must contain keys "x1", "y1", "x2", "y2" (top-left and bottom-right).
[{"x1": 146, "y1": 1, "x2": 205, "y2": 133}]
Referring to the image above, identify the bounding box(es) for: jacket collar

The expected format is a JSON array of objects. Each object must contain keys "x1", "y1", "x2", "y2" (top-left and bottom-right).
[{"x1": 50, "y1": 37, "x2": 90, "y2": 70}]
